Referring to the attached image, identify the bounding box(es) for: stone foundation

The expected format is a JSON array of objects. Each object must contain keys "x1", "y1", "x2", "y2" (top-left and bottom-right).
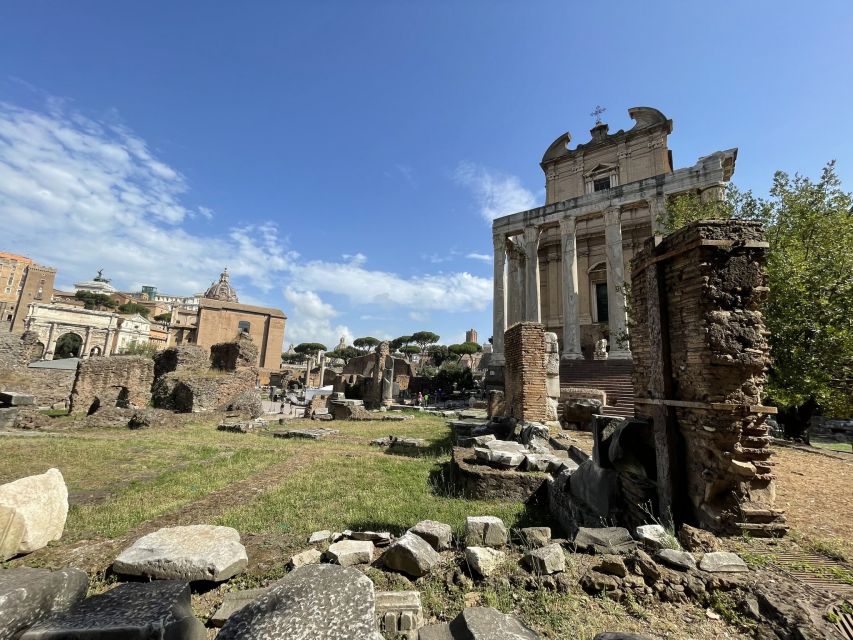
[
  {"x1": 450, "y1": 447, "x2": 548, "y2": 503},
  {"x1": 69, "y1": 356, "x2": 154, "y2": 415}
]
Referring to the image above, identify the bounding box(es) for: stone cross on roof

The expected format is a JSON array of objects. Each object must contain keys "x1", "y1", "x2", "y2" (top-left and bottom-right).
[{"x1": 591, "y1": 105, "x2": 607, "y2": 125}]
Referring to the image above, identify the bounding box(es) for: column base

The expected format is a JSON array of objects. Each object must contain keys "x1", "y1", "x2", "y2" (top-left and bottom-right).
[
  {"x1": 560, "y1": 351, "x2": 584, "y2": 361},
  {"x1": 607, "y1": 349, "x2": 632, "y2": 360}
]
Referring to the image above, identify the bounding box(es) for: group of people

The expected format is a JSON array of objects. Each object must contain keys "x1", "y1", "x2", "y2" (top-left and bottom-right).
[{"x1": 414, "y1": 391, "x2": 430, "y2": 407}]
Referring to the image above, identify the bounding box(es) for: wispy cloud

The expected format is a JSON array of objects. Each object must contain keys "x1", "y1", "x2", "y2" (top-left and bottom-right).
[
  {"x1": 282, "y1": 287, "x2": 352, "y2": 349},
  {"x1": 466, "y1": 252, "x2": 492, "y2": 263},
  {"x1": 454, "y1": 161, "x2": 538, "y2": 222}
]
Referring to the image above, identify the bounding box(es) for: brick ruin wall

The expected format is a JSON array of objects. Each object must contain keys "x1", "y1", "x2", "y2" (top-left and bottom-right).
[
  {"x1": 210, "y1": 336, "x2": 259, "y2": 371},
  {"x1": 0, "y1": 331, "x2": 74, "y2": 407},
  {"x1": 153, "y1": 345, "x2": 209, "y2": 381},
  {"x1": 630, "y1": 220, "x2": 783, "y2": 535},
  {"x1": 69, "y1": 355, "x2": 155, "y2": 415},
  {"x1": 503, "y1": 322, "x2": 548, "y2": 423}
]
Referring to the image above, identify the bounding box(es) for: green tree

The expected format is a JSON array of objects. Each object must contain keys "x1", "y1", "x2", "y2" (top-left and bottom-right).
[
  {"x1": 666, "y1": 162, "x2": 853, "y2": 418},
  {"x1": 426, "y1": 344, "x2": 450, "y2": 367},
  {"x1": 119, "y1": 341, "x2": 159, "y2": 358},
  {"x1": 74, "y1": 291, "x2": 116, "y2": 310},
  {"x1": 117, "y1": 302, "x2": 150, "y2": 317},
  {"x1": 53, "y1": 333, "x2": 82, "y2": 359},
  {"x1": 328, "y1": 346, "x2": 360, "y2": 364},
  {"x1": 400, "y1": 345, "x2": 421, "y2": 358},
  {"x1": 411, "y1": 331, "x2": 440, "y2": 353},
  {"x1": 154, "y1": 312, "x2": 172, "y2": 322},
  {"x1": 281, "y1": 351, "x2": 304, "y2": 364},
  {"x1": 448, "y1": 341, "x2": 482, "y2": 360},
  {"x1": 294, "y1": 342, "x2": 327, "y2": 357},
  {"x1": 432, "y1": 362, "x2": 475, "y2": 392},
  {"x1": 390, "y1": 335, "x2": 413, "y2": 352},
  {"x1": 353, "y1": 336, "x2": 380, "y2": 352}
]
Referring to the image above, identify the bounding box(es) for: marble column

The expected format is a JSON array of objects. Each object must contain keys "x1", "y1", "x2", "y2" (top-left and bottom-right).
[
  {"x1": 559, "y1": 217, "x2": 583, "y2": 360},
  {"x1": 648, "y1": 194, "x2": 667, "y2": 237},
  {"x1": 604, "y1": 207, "x2": 631, "y2": 359},
  {"x1": 44, "y1": 322, "x2": 56, "y2": 359},
  {"x1": 81, "y1": 327, "x2": 92, "y2": 358},
  {"x1": 491, "y1": 233, "x2": 507, "y2": 366},
  {"x1": 305, "y1": 355, "x2": 314, "y2": 387},
  {"x1": 521, "y1": 225, "x2": 541, "y2": 322},
  {"x1": 506, "y1": 237, "x2": 525, "y2": 326},
  {"x1": 318, "y1": 351, "x2": 326, "y2": 388},
  {"x1": 104, "y1": 329, "x2": 114, "y2": 356}
]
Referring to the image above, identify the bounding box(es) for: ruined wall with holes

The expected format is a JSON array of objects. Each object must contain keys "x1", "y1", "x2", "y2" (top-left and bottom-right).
[
  {"x1": 630, "y1": 220, "x2": 784, "y2": 535},
  {"x1": 503, "y1": 322, "x2": 548, "y2": 423},
  {"x1": 152, "y1": 345, "x2": 209, "y2": 381},
  {"x1": 69, "y1": 355, "x2": 154, "y2": 415},
  {"x1": 0, "y1": 331, "x2": 73, "y2": 407}
]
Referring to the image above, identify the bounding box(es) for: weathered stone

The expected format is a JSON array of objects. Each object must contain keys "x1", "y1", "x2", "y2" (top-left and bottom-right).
[
  {"x1": 523, "y1": 543, "x2": 565, "y2": 575},
  {"x1": 471, "y1": 434, "x2": 496, "y2": 446},
  {"x1": 210, "y1": 588, "x2": 270, "y2": 627},
  {"x1": 574, "y1": 527, "x2": 636, "y2": 554},
  {"x1": 465, "y1": 516, "x2": 507, "y2": 548},
  {"x1": 699, "y1": 551, "x2": 748, "y2": 573},
  {"x1": 0, "y1": 468, "x2": 68, "y2": 555},
  {"x1": 375, "y1": 591, "x2": 423, "y2": 638},
  {"x1": 272, "y1": 428, "x2": 339, "y2": 440},
  {"x1": 678, "y1": 524, "x2": 721, "y2": 552},
  {"x1": 580, "y1": 571, "x2": 621, "y2": 593},
  {"x1": 0, "y1": 391, "x2": 34, "y2": 406},
  {"x1": 630, "y1": 549, "x2": 660, "y2": 581},
  {"x1": 0, "y1": 568, "x2": 87, "y2": 640},
  {"x1": 523, "y1": 454, "x2": 559, "y2": 472},
  {"x1": 593, "y1": 554, "x2": 628, "y2": 578},
  {"x1": 474, "y1": 440, "x2": 528, "y2": 468},
  {"x1": 308, "y1": 529, "x2": 332, "y2": 544},
  {"x1": 519, "y1": 526, "x2": 551, "y2": 549},
  {"x1": 451, "y1": 448, "x2": 548, "y2": 502},
  {"x1": 19, "y1": 580, "x2": 204, "y2": 640},
  {"x1": 69, "y1": 355, "x2": 154, "y2": 415},
  {"x1": 464, "y1": 546, "x2": 506, "y2": 578},
  {"x1": 326, "y1": 539, "x2": 374, "y2": 567},
  {"x1": 449, "y1": 607, "x2": 540, "y2": 639},
  {"x1": 418, "y1": 623, "x2": 453, "y2": 639},
  {"x1": 635, "y1": 524, "x2": 678, "y2": 551},
  {"x1": 655, "y1": 549, "x2": 696, "y2": 571},
  {"x1": 290, "y1": 548, "x2": 322, "y2": 569},
  {"x1": 383, "y1": 532, "x2": 440, "y2": 577},
  {"x1": 218, "y1": 564, "x2": 383, "y2": 639},
  {"x1": 350, "y1": 531, "x2": 392, "y2": 546},
  {"x1": 593, "y1": 634, "x2": 653, "y2": 640},
  {"x1": 0, "y1": 505, "x2": 25, "y2": 561},
  {"x1": 113, "y1": 525, "x2": 248, "y2": 581},
  {"x1": 409, "y1": 520, "x2": 453, "y2": 551}
]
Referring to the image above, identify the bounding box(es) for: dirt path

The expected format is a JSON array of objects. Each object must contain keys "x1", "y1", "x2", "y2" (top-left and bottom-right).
[{"x1": 17, "y1": 445, "x2": 376, "y2": 574}]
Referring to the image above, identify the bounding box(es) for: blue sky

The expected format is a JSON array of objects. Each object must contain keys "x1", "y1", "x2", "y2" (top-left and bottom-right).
[{"x1": 1, "y1": 1, "x2": 852, "y2": 349}]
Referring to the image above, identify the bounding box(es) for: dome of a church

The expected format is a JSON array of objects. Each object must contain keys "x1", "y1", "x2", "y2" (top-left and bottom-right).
[{"x1": 203, "y1": 268, "x2": 239, "y2": 302}]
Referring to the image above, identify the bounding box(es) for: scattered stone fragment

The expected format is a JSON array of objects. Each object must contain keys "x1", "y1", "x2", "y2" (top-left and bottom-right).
[
  {"x1": 0, "y1": 391, "x2": 34, "y2": 406},
  {"x1": 113, "y1": 525, "x2": 248, "y2": 581},
  {"x1": 0, "y1": 568, "x2": 88, "y2": 640},
  {"x1": 289, "y1": 548, "x2": 322, "y2": 569},
  {"x1": 271, "y1": 427, "x2": 340, "y2": 440},
  {"x1": 581, "y1": 571, "x2": 621, "y2": 593},
  {"x1": 630, "y1": 549, "x2": 660, "y2": 581},
  {"x1": 375, "y1": 591, "x2": 423, "y2": 637},
  {"x1": 351, "y1": 531, "x2": 392, "y2": 546},
  {"x1": 217, "y1": 418, "x2": 267, "y2": 434},
  {"x1": 678, "y1": 524, "x2": 722, "y2": 552},
  {"x1": 465, "y1": 516, "x2": 507, "y2": 548},
  {"x1": 326, "y1": 539, "x2": 374, "y2": 567},
  {"x1": 0, "y1": 468, "x2": 68, "y2": 556},
  {"x1": 210, "y1": 587, "x2": 270, "y2": 627},
  {"x1": 449, "y1": 607, "x2": 540, "y2": 639},
  {"x1": 409, "y1": 520, "x2": 453, "y2": 551},
  {"x1": 699, "y1": 551, "x2": 748, "y2": 573},
  {"x1": 308, "y1": 530, "x2": 332, "y2": 544},
  {"x1": 519, "y1": 526, "x2": 551, "y2": 548},
  {"x1": 635, "y1": 524, "x2": 678, "y2": 551},
  {"x1": 464, "y1": 546, "x2": 506, "y2": 577},
  {"x1": 383, "y1": 532, "x2": 441, "y2": 577},
  {"x1": 593, "y1": 554, "x2": 627, "y2": 578},
  {"x1": 471, "y1": 434, "x2": 496, "y2": 446},
  {"x1": 573, "y1": 527, "x2": 636, "y2": 554},
  {"x1": 524, "y1": 543, "x2": 565, "y2": 575},
  {"x1": 217, "y1": 564, "x2": 383, "y2": 639},
  {"x1": 593, "y1": 634, "x2": 653, "y2": 640},
  {"x1": 19, "y1": 580, "x2": 205, "y2": 640},
  {"x1": 655, "y1": 548, "x2": 697, "y2": 571},
  {"x1": 474, "y1": 440, "x2": 527, "y2": 468}
]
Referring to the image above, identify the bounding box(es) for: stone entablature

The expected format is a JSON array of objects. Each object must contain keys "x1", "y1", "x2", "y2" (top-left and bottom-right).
[{"x1": 491, "y1": 107, "x2": 737, "y2": 366}]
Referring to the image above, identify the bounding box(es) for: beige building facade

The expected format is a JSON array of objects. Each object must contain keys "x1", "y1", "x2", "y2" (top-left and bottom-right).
[
  {"x1": 1, "y1": 252, "x2": 57, "y2": 332},
  {"x1": 491, "y1": 107, "x2": 737, "y2": 364}
]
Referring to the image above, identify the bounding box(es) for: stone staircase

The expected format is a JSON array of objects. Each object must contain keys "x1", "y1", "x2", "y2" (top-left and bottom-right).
[{"x1": 559, "y1": 359, "x2": 635, "y2": 418}]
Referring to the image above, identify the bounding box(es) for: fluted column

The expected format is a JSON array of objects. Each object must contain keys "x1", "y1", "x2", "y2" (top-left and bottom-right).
[
  {"x1": 559, "y1": 216, "x2": 583, "y2": 360},
  {"x1": 491, "y1": 233, "x2": 507, "y2": 365},
  {"x1": 522, "y1": 225, "x2": 541, "y2": 322},
  {"x1": 604, "y1": 207, "x2": 631, "y2": 359},
  {"x1": 506, "y1": 237, "x2": 525, "y2": 326}
]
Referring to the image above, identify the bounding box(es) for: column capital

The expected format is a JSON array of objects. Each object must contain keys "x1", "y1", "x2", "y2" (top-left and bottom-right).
[
  {"x1": 522, "y1": 224, "x2": 541, "y2": 244},
  {"x1": 558, "y1": 215, "x2": 577, "y2": 235}
]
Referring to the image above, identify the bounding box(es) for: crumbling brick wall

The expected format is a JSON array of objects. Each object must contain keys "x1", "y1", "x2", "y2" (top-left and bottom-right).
[
  {"x1": 0, "y1": 331, "x2": 45, "y2": 369},
  {"x1": 153, "y1": 345, "x2": 209, "y2": 381},
  {"x1": 210, "y1": 335, "x2": 259, "y2": 371},
  {"x1": 630, "y1": 220, "x2": 782, "y2": 535},
  {"x1": 503, "y1": 322, "x2": 548, "y2": 423},
  {"x1": 69, "y1": 355, "x2": 154, "y2": 415},
  {"x1": 0, "y1": 331, "x2": 74, "y2": 406}
]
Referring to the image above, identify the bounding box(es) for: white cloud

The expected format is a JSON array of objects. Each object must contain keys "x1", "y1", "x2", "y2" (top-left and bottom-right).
[
  {"x1": 0, "y1": 100, "x2": 293, "y2": 295},
  {"x1": 455, "y1": 161, "x2": 538, "y2": 222},
  {"x1": 466, "y1": 252, "x2": 492, "y2": 263},
  {"x1": 282, "y1": 287, "x2": 352, "y2": 350},
  {"x1": 289, "y1": 254, "x2": 492, "y2": 312}
]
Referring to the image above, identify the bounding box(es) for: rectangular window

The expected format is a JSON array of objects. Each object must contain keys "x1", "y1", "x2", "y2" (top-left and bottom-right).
[
  {"x1": 595, "y1": 282, "x2": 609, "y2": 324},
  {"x1": 593, "y1": 176, "x2": 611, "y2": 192}
]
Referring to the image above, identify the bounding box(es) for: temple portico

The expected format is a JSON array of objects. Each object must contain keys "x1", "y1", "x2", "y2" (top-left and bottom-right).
[{"x1": 490, "y1": 107, "x2": 737, "y2": 366}]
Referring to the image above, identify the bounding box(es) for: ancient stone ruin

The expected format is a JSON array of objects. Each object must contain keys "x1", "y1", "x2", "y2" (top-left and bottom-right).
[
  {"x1": 333, "y1": 341, "x2": 413, "y2": 408},
  {"x1": 68, "y1": 355, "x2": 154, "y2": 415},
  {"x1": 503, "y1": 323, "x2": 548, "y2": 424}
]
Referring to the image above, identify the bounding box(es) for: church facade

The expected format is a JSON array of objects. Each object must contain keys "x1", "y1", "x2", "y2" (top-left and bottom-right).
[{"x1": 490, "y1": 107, "x2": 737, "y2": 365}]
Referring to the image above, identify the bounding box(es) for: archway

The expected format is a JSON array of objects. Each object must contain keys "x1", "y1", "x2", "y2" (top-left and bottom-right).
[
  {"x1": 53, "y1": 332, "x2": 83, "y2": 359},
  {"x1": 89, "y1": 346, "x2": 102, "y2": 357}
]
